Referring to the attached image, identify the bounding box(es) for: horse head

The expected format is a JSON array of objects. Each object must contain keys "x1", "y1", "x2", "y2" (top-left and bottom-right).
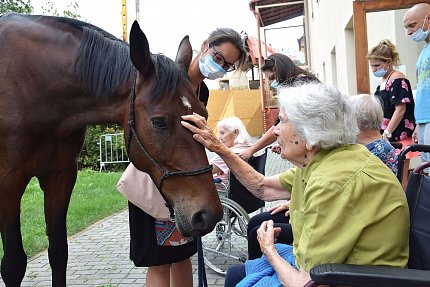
[{"x1": 124, "y1": 21, "x2": 222, "y2": 237}]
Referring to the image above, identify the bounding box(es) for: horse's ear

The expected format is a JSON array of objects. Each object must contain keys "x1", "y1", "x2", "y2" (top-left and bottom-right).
[
  {"x1": 129, "y1": 21, "x2": 154, "y2": 77},
  {"x1": 175, "y1": 35, "x2": 192, "y2": 72}
]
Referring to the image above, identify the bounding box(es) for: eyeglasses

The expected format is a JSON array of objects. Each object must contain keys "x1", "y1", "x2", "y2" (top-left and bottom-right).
[{"x1": 210, "y1": 45, "x2": 236, "y2": 72}]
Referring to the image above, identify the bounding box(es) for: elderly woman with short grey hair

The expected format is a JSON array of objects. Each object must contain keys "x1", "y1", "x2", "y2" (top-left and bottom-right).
[
  {"x1": 351, "y1": 94, "x2": 398, "y2": 174},
  {"x1": 182, "y1": 82, "x2": 409, "y2": 287},
  {"x1": 210, "y1": 116, "x2": 252, "y2": 185}
]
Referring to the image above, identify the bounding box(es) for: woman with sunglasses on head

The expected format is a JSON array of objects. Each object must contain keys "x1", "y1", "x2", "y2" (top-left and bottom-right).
[
  {"x1": 124, "y1": 27, "x2": 248, "y2": 287},
  {"x1": 367, "y1": 40, "x2": 417, "y2": 184}
]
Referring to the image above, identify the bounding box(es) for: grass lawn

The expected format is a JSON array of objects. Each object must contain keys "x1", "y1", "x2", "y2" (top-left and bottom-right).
[{"x1": 0, "y1": 170, "x2": 127, "y2": 259}]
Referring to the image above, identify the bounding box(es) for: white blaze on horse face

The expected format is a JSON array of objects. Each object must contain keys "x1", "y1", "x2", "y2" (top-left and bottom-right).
[{"x1": 181, "y1": 96, "x2": 192, "y2": 109}]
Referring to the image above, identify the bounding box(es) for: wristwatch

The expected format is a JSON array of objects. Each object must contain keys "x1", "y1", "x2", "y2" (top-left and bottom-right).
[{"x1": 384, "y1": 129, "x2": 392, "y2": 139}]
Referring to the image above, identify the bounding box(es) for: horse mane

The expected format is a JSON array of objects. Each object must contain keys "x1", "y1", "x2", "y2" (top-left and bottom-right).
[
  {"x1": 11, "y1": 14, "x2": 189, "y2": 100},
  {"x1": 76, "y1": 25, "x2": 133, "y2": 98},
  {"x1": 73, "y1": 21, "x2": 188, "y2": 101}
]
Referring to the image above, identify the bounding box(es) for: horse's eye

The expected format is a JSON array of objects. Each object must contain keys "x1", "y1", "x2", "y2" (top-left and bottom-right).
[{"x1": 151, "y1": 117, "x2": 167, "y2": 130}]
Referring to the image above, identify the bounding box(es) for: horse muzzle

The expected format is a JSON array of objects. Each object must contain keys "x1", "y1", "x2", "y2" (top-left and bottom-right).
[{"x1": 175, "y1": 206, "x2": 223, "y2": 237}]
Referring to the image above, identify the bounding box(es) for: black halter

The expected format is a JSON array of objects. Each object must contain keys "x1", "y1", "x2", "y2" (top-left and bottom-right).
[{"x1": 126, "y1": 69, "x2": 213, "y2": 221}]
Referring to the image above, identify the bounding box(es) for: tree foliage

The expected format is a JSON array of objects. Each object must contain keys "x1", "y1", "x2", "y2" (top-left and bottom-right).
[
  {"x1": 41, "y1": 1, "x2": 80, "y2": 19},
  {"x1": 0, "y1": 0, "x2": 33, "y2": 14}
]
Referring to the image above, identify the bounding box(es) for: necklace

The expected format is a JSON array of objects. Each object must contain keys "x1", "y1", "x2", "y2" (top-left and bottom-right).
[
  {"x1": 380, "y1": 70, "x2": 394, "y2": 90},
  {"x1": 385, "y1": 70, "x2": 394, "y2": 82}
]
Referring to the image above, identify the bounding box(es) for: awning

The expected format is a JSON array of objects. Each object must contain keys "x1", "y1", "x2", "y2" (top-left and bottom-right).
[
  {"x1": 246, "y1": 36, "x2": 277, "y2": 65},
  {"x1": 249, "y1": 0, "x2": 304, "y2": 27}
]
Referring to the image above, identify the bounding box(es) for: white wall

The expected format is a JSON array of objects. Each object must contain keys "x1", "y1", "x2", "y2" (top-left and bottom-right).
[{"x1": 306, "y1": 0, "x2": 355, "y2": 94}]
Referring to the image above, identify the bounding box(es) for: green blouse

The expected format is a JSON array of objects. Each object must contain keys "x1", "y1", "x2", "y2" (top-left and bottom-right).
[{"x1": 279, "y1": 144, "x2": 409, "y2": 271}]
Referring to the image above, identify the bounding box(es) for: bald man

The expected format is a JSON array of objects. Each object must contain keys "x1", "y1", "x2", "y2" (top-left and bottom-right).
[{"x1": 403, "y1": 3, "x2": 430, "y2": 168}]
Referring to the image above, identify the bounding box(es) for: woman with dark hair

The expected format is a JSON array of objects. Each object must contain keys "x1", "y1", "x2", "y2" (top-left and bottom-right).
[
  {"x1": 189, "y1": 28, "x2": 249, "y2": 106},
  {"x1": 239, "y1": 53, "x2": 319, "y2": 161},
  {"x1": 261, "y1": 53, "x2": 319, "y2": 89}
]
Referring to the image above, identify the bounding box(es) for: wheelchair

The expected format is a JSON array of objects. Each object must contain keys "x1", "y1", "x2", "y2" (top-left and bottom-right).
[
  {"x1": 306, "y1": 144, "x2": 430, "y2": 287},
  {"x1": 202, "y1": 148, "x2": 268, "y2": 276}
]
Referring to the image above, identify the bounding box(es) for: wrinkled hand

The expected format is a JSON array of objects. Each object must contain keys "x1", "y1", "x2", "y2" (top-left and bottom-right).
[
  {"x1": 181, "y1": 113, "x2": 228, "y2": 154},
  {"x1": 267, "y1": 200, "x2": 290, "y2": 217},
  {"x1": 257, "y1": 220, "x2": 281, "y2": 256}
]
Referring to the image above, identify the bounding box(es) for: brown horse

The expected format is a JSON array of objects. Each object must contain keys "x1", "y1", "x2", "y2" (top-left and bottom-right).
[{"x1": 0, "y1": 13, "x2": 222, "y2": 286}]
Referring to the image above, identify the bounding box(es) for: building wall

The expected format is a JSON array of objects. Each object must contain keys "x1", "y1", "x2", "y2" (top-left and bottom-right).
[
  {"x1": 305, "y1": 0, "x2": 425, "y2": 96},
  {"x1": 306, "y1": 0, "x2": 355, "y2": 94}
]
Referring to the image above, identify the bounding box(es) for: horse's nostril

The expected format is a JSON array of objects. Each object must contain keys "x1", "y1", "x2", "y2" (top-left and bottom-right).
[{"x1": 191, "y1": 210, "x2": 213, "y2": 236}]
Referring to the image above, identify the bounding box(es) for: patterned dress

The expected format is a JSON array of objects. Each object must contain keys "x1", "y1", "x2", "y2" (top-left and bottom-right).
[
  {"x1": 365, "y1": 139, "x2": 398, "y2": 175},
  {"x1": 375, "y1": 78, "x2": 416, "y2": 142}
]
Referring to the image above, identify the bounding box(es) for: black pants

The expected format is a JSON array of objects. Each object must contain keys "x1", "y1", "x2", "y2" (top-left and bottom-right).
[{"x1": 247, "y1": 211, "x2": 293, "y2": 260}]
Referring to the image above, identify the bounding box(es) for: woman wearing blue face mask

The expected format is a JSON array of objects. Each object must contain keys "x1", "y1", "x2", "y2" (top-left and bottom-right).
[
  {"x1": 187, "y1": 28, "x2": 249, "y2": 106},
  {"x1": 368, "y1": 39, "x2": 416, "y2": 151},
  {"x1": 239, "y1": 53, "x2": 319, "y2": 162},
  {"x1": 262, "y1": 53, "x2": 319, "y2": 91}
]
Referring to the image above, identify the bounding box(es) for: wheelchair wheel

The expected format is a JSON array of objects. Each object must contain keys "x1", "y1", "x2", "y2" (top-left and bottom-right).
[{"x1": 202, "y1": 197, "x2": 250, "y2": 276}]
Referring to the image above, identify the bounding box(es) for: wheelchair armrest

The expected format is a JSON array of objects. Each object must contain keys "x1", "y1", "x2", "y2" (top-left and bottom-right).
[{"x1": 310, "y1": 263, "x2": 430, "y2": 287}]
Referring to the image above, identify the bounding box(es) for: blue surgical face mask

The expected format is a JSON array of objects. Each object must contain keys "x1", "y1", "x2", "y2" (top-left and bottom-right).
[
  {"x1": 270, "y1": 80, "x2": 280, "y2": 89},
  {"x1": 198, "y1": 53, "x2": 226, "y2": 80},
  {"x1": 410, "y1": 15, "x2": 430, "y2": 42},
  {"x1": 373, "y1": 67, "x2": 387, "y2": 78}
]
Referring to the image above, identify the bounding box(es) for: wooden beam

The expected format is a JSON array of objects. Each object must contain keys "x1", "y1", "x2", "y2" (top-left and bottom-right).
[
  {"x1": 353, "y1": 1, "x2": 369, "y2": 94},
  {"x1": 358, "y1": 0, "x2": 425, "y2": 12}
]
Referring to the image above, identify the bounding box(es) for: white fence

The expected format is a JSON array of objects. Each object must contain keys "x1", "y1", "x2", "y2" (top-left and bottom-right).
[{"x1": 99, "y1": 133, "x2": 129, "y2": 171}]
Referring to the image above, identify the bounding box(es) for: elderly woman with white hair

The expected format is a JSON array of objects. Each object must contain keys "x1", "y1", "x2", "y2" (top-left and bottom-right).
[
  {"x1": 351, "y1": 94, "x2": 398, "y2": 174},
  {"x1": 210, "y1": 116, "x2": 252, "y2": 185},
  {"x1": 181, "y1": 82, "x2": 409, "y2": 287}
]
